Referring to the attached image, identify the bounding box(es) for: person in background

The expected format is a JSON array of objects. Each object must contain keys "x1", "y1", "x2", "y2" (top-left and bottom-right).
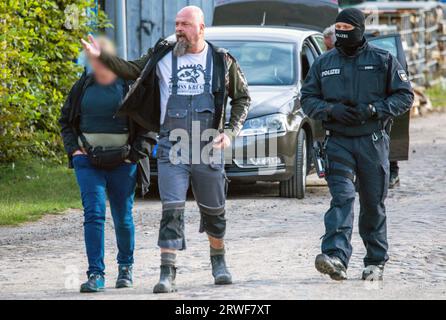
[
  {"x1": 59, "y1": 37, "x2": 154, "y2": 293},
  {"x1": 323, "y1": 24, "x2": 337, "y2": 51},
  {"x1": 389, "y1": 161, "x2": 400, "y2": 188}
]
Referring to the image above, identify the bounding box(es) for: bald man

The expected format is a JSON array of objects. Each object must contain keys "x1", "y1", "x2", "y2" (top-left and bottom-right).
[{"x1": 82, "y1": 6, "x2": 250, "y2": 293}]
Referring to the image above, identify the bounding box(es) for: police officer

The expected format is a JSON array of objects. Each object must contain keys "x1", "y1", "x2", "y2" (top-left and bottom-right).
[
  {"x1": 82, "y1": 6, "x2": 250, "y2": 293},
  {"x1": 301, "y1": 8, "x2": 414, "y2": 281}
]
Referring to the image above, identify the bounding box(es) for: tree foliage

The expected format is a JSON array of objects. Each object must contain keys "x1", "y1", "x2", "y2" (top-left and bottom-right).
[{"x1": 0, "y1": 0, "x2": 110, "y2": 163}]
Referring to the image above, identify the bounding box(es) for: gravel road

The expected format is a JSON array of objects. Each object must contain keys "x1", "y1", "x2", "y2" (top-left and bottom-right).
[{"x1": 0, "y1": 113, "x2": 445, "y2": 300}]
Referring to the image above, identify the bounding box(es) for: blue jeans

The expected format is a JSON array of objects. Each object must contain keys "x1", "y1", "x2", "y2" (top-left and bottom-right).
[{"x1": 73, "y1": 155, "x2": 137, "y2": 276}]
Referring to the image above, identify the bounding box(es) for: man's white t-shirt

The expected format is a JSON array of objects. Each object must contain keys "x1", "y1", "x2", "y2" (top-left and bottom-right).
[{"x1": 156, "y1": 42, "x2": 213, "y2": 125}]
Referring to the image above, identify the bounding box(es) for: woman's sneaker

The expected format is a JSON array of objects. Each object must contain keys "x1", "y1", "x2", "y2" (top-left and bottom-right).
[
  {"x1": 116, "y1": 265, "x2": 133, "y2": 289},
  {"x1": 362, "y1": 265, "x2": 384, "y2": 281},
  {"x1": 80, "y1": 273, "x2": 105, "y2": 293}
]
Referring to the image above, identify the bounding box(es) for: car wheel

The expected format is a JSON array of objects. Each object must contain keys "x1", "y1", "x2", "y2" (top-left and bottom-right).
[{"x1": 279, "y1": 129, "x2": 308, "y2": 199}]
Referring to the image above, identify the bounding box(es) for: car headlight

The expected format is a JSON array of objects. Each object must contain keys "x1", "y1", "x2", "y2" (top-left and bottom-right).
[{"x1": 240, "y1": 114, "x2": 288, "y2": 137}]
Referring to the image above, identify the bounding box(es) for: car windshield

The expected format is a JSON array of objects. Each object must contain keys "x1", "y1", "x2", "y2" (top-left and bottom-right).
[
  {"x1": 212, "y1": 41, "x2": 296, "y2": 86},
  {"x1": 369, "y1": 37, "x2": 398, "y2": 58}
]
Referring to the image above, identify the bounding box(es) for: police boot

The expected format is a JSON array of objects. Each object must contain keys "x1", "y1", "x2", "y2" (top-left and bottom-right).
[
  {"x1": 211, "y1": 255, "x2": 233, "y2": 285},
  {"x1": 362, "y1": 265, "x2": 384, "y2": 281},
  {"x1": 315, "y1": 254, "x2": 348, "y2": 281},
  {"x1": 116, "y1": 265, "x2": 133, "y2": 289},
  {"x1": 153, "y1": 265, "x2": 177, "y2": 294}
]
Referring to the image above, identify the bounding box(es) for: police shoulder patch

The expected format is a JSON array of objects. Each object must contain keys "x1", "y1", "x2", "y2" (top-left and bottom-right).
[{"x1": 398, "y1": 70, "x2": 409, "y2": 82}]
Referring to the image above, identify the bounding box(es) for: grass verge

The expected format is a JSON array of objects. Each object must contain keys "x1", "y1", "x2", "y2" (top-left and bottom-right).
[
  {"x1": 426, "y1": 83, "x2": 446, "y2": 108},
  {"x1": 0, "y1": 159, "x2": 81, "y2": 226}
]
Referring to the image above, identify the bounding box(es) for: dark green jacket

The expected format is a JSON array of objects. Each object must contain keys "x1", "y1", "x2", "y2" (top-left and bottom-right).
[{"x1": 98, "y1": 39, "x2": 251, "y2": 136}]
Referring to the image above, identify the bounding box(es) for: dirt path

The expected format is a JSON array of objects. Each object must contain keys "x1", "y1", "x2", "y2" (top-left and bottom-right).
[{"x1": 0, "y1": 113, "x2": 445, "y2": 300}]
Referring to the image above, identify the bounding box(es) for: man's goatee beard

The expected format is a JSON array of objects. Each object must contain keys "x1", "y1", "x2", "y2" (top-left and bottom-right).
[{"x1": 173, "y1": 40, "x2": 190, "y2": 57}]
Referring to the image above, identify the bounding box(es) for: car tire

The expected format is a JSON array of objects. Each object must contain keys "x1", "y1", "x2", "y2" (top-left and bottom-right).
[{"x1": 279, "y1": 129, "x2": 308, "y2": 199}]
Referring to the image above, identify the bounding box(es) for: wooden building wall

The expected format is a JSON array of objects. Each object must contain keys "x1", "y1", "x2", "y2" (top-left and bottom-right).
[{"x1": 104, "y1": 0, "x2": 216, "y2": 60}]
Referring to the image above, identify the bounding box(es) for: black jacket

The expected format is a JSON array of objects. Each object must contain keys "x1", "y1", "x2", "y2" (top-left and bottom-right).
[
  {"x1": 59, "y1": 71, "x2": 154, "y2": 196},
  {"x1": 301, "y1": 40, "x2": 414, "y2": 136},
  {"x1": 98, "y1": 39, "x2": 251, "y2": 136}
]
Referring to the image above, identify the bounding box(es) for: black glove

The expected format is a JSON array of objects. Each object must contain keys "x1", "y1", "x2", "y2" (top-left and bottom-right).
[
  {"x1": 330, "y1": 103, "x2": 361, "y2": 126},
  {"x1": 355, "y1": 103, "x2": 375, "y2": 123}
]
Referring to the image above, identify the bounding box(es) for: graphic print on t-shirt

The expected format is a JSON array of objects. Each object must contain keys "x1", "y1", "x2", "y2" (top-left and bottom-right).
[
  {"x1": 170, "y1": 63, "x2": 207, "y2": 95},
  {"x1": 156, "y1": 43, "x2": 213, "y2": 124}
]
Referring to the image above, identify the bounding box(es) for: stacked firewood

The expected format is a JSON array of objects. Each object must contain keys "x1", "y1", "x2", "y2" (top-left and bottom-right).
[
  {"x1": 358, "y1": 2, "x2": 446, "y2": 87},
  {"x1": 437, "y1": 7, "x2": 446, "y2": 78}
]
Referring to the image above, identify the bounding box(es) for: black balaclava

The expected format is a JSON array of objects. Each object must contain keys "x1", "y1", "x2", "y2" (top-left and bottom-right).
[{"x1": 335, "y1": 8, "x2": 365, "y2": 55}]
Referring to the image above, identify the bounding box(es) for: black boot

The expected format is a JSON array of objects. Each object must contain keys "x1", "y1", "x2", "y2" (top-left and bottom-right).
[
  {"x1": 389, "y1": 172, "x2": 400, "y2": 189},
  {"x1": 315, "y1": 254, "x2": 348, "y2": 281},
  {"x1": 211, "y1": 255, "x2": 232, "y2": 285},
  {"x1": 153, "y1": 265, "x2": 177, "y2": 294},
  {"x1": 116, "y1": 265, "x2": 133, "y2": 289},
  {"x1": 389, "y1": 162, "x2": 400, "y2": 189}
]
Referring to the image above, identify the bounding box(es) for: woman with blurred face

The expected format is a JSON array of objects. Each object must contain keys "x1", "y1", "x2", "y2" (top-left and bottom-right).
[{"x1": 60, "y1": 37, "x2": 153, "y2": 293}]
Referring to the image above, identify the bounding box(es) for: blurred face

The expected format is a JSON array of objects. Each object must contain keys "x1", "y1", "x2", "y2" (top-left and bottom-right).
[
  {"x1": 335, "y1": 22, "x2": 354, "y2": 31},
  {"x1": 174, "y1": 9, "x2": 205, "y2": 56},
  {"x1": 90, "y1": 58, "x2": 117, "y2": 85}
]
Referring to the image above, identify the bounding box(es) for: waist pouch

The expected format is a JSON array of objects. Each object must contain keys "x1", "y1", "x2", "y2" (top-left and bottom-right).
[{"x1": 80, "y1": 134, "x2": 130, "y2": 170}]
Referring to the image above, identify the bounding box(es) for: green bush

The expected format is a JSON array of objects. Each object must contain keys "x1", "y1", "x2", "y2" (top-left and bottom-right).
[{"x1": 0, "y1": 0, "x2": 111, "y2": 163}]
